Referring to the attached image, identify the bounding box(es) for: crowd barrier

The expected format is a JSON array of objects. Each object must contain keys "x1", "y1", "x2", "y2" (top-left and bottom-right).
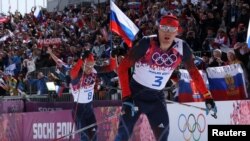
[
  {"x1": 1, "y1": 100, "x2": 249, "y2": 141},
  {"x1": 0, "y1": 94, "x2": 122, "y2": 113}
]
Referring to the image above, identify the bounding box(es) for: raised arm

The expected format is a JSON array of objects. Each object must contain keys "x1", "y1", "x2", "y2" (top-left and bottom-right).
[
  {"x1": 70, "y1": 59, "x2": 83, "y2": 80},
  {"x1": 47, "y1": 47, "x2": 66, "y2": 67},
  {"x1": 118, "y1": 37, "x2": 150, "y2": 99}
]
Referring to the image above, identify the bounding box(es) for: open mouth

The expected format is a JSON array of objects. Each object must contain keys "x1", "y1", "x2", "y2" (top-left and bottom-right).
[{"x1": 164, "y1": 37, "x2": 170, "y2": 41}]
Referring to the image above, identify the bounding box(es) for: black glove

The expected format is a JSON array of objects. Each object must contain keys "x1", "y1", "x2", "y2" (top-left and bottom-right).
[
  {"x1": 205, "y1": 98, "x2": 217, "y2": 118},
  {"x1": 111, "y1": 48, "x2": 120, "y2": 58},
  {"x1": 122, "y1": 96, "x2": 137, "y2": 117},
  {"x1": 81, "y1": 50, "x2": 92, "y2": 60}
]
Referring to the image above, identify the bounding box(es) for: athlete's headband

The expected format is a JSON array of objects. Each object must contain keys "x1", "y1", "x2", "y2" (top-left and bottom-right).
[
  {"x1": 82, "y1": 50, "x2": 95, "y2": 62},
  {"x1": 86, "y1": 53, "x2": 95, "y2": 62},
  {"x1": 159, "y1": 15, "x2": 179, "y2": 27}
]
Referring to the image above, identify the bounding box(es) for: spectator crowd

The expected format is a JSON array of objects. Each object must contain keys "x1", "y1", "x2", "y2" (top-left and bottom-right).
[{"x1": 0, "y1": 0, "x2": 249, "y2": 100}]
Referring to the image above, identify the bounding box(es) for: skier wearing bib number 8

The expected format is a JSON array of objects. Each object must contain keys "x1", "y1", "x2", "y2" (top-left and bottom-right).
[
  {"x1": 115, "y1": 14, "x2": 218, "y2": 141},
  {"x1": 70, "y1": 50, "x2": 97, "y2": 141}
]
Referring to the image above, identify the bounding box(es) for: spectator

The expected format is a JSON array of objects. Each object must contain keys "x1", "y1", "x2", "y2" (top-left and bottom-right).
[
  {"x1": 209, "y1": 49, "x2": 225, "y2": 67},
  {"x1": 0, "y1": 75, "x2": 8, "y2": 96},
  {"x1": 228, "y1": 27, "x2": 238, "y2": 48},
  {"x1": 3, "y1": 74, "x2": 18, "y2": 96},
  {"x1": 202, "y1": 27, "x2": 216, "y2": 51},
  {"x1": 185, "y1": 30, "x2": 201, "y2": 51},
  {"x1": 213, "y1": 28, "x2": 230, "y2": 49},
  {"x1": 234, "y1": 42, "x2": 250, "y2": 82},
  {"x1": 237, "y1": 23, "x2": 247, "y2": 42},
  {"x1": 17, "y1": 73, "x2": 27, "y2": 95},
  {"x1": 196, "y1": 52, "x2": 211, "y2": 70},
  {"x1": 237, "y1": 4, "x2": 249, "y2": 27},
  {"x1": 22, "y1": 53, "x2": 37, "y2": 75},
  {"x1": 27, "y1": 72, "x2": 48, "y2": 95},
  {"x1": 225, "y1": 0, "x2": 239, "y2": 28},
  {"x1": 226, "y1": 50, "x2": 242, "y2": 65}
]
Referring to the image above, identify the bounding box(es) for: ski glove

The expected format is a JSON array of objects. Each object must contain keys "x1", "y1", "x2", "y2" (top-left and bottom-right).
[{"x1": 205, "y1": 98, "x2": 217, "y2": 118}]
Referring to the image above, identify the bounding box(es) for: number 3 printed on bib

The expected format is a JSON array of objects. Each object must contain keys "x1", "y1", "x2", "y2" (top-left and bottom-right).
[{"x1": 152, "y1": 76, "x2": 163, "y2": 87}]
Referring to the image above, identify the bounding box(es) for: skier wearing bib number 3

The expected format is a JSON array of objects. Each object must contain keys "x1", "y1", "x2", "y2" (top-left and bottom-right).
[
  {"x1": 115, "y1": 14, "x2": 218, "y2": 141},
  {"x1": 70, "y1": 51, "x2": 97, "y2": 141}
]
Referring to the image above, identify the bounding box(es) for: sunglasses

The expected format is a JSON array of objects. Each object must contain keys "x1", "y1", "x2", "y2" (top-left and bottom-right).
[
  {"x1": 84, "y1": 64, "x2": 95, "y2": 69},
  {"x1": 159, "y1": 25, "x2": 178, "y2": 32}
]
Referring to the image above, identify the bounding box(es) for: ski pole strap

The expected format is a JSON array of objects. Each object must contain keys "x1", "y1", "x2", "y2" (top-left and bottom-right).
[{"x1": 123, "y1": 102, "x2": 138, "y2": 117}]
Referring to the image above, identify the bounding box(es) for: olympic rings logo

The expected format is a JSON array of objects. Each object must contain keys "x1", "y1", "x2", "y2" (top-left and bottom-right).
[
  {"x1": 84, "y1": 76, "x2": 95, "y2": 85},
  {"x1": 151, "y1": 52, "x2": 177, "y2": 66},
  {"x1": 178, "y1": 113, "x2": 206, "y2": 141}
]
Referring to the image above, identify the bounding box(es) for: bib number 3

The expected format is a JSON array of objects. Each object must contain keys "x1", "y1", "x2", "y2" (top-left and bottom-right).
[{"x1": 152, "y1": 76, "x2": 163, "y2": 87}]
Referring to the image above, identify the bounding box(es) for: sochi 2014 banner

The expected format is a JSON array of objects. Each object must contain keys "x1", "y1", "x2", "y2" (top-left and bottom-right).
[
  {"x1": 178, "y1": 69, "x2": 209, "y2": 102},
  {"x1": 206, "y1": 64, "x2": 247, "y2": 100},
  {"x1": 23, "y1": 110, "x2": 80, "y2": 141},
  {"x1": 0, "y1": 107, "x2": 154, "y2": 141}
]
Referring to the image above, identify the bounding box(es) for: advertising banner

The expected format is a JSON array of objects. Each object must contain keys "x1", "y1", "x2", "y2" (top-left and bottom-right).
[
  {"x1": 22, "y1": 107, "x2": 123, "y2": 141},
  {"x1": 25, "y1": 102, "x2": 73, "y2": 112},
  {"x1": 0, "y1": 100, "x2": 24, "y2": 113},
  {"x1": 168, "y1": 100, "x2": 250, "y2": 141},
  {"x1": 37, "y1": 38, "x2": 61, "y2": 48},
  {"x1": 0, "y1": 106, "x2": 152, "y2": 141},
  {"x1": 1, "y1": 100, "x2": 250, "y2": 141},
  {"x1": 23, "y1": 110, "x2": 79, "y2": 141},
  {"x1": 0, "y1": 113, "x2": 23, "y2": 140},
  {"x1": 25, "y1": 100, "x2": 122, "y2": 112}
]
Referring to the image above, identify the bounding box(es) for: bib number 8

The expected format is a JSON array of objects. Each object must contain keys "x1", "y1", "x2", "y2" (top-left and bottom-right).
[{"x1": 88, "y1": 92, "x2": 92, "y2": 100}]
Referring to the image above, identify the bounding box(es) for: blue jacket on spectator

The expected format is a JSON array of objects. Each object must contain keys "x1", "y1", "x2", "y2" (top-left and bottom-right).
[{"x1": 28, "y1": 75, "x2": 48, "y2": 95}]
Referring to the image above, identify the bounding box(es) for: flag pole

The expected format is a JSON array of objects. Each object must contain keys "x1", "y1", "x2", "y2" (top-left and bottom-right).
[
  {"x1": 247, "y1": 20, "x2": 250, "y2": 48},
  {"x1": 110, "y1": 0, "x2": 118, "y2": 68},
  {"x1": 110, "y1": 0, "x2": 113, "y2": 55},
  {"x1": 110, "y1": 0, "x2": 122, "y2": 100},
  {"x1": 109, "y1": 0, "x2": 114, "y2": 63}
]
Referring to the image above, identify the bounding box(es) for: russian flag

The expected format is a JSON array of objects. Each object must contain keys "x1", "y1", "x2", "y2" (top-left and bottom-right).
[
  {"x1": 178, "y1": 69, "x2": 209, "y2": 102},
  {"x1": 110, "y1": 0, "x2": 139, "y2": 47},
  {"x1": 206, "y1": 64, "x2": 247, "y2": 100},
  {"x1": 34, "y1": 6, "x2": 42, "y2": 21},
  {"x1": 247, "y1": 20, "x2": 250, "y2": 48}
]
